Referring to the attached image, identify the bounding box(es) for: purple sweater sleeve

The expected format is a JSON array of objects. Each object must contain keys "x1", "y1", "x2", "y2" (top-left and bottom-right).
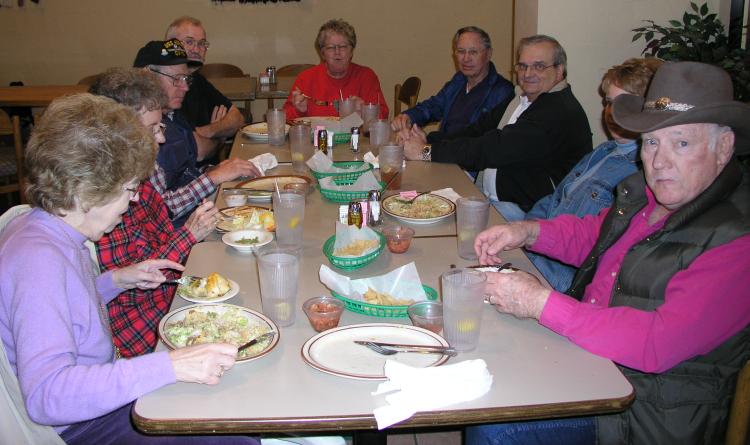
[{"x1": 6, "y1": 238, "x2": 176, "y2": 427}]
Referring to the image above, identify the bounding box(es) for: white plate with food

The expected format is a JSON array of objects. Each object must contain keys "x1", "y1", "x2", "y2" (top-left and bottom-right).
[
  {"x1": 159, "y1": 303, "x2": 279, "y2": 363},
  {"x1": 301, "y1": 323, "x2": 450, "y2": 380},
  {"x1": 382, "y1": 193, "x2": 456, "y2": 225},
  {"x1": 222, "y1": 229, "x2": 274, "y2": 253},
  {"x1": 241, "y1": 122, "x2": 290, "y2": 142},
  {"x1": 217, "y1": 205, "x2": 275, "y2": 232},
  {"x1": 176, "y1": 272, "x2": 240, "y2": 304},
  {"x1": 234, "y1": 175, "x2": 313, "y2": 203}
]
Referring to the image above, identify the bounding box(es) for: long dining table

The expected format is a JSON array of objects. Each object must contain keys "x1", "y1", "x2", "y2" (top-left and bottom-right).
[{"x1": 133, "y1": 133, "x2": 634, "y2": 437}]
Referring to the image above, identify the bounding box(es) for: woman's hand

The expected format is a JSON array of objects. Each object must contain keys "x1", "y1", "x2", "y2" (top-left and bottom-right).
[
  {"x1": 291, "y1": 88, "x2": 308, "y2": 113},
  {"x1": 185, "y1": 200, "x2": 219, "y2": 242},
  {"x1": 168, "y1": 343, "x2": 238, "y2": 385},
  {"x1": 111, "y1": 259, "x2": 184, "y2": 290},
  {"x1": 474, "y1": 221, "x2": 540, "y2": 265},
  {"x1": 485, "y1": 270, "x2": 551, "y2": 320}
]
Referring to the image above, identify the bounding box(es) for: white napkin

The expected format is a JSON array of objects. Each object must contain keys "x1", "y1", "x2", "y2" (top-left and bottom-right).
[
  {"x1": 318, "y1": 171, "x2": 381, "y2": 192},
  {"x1": 332, "y1": 221, "x2": 380, "y2": 257},
  {"x1": 363, "y1": 151, "x2": 379, "y2": 169},
  {"x1": 318, "y1": 262, "x2": 427, "y2": 303},
  {"x1": 372, "y1": 359, "x2": 493, "y2": 429},
  {"x1": 339, "y1": 112, "x2": 364, "y2": 132},
  {"x1": 306, "y1": 150, "x2": 334, "y2": 172},
  {"x1": 430, "y1": 187, "x2": 462, "y2": 203},
  {"x1": 249, "y1": 153, "x2": 278, "y2": 175}
]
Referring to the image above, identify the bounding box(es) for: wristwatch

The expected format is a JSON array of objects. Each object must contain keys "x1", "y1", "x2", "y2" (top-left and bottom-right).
[{"x1": 421, "y1": 144, "x2": 432, "y2": 161}]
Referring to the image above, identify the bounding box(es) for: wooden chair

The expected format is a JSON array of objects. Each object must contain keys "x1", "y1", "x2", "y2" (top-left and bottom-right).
[
  {"x1": 726, "y1": 360, "x2": 750, "y2": 445},
  {"x1": 275, "y1": 64, "x2": 315, "y2": 78},
  {"x1": 77, "y1": 74, "x2": 100, "y2": 86},
  {"x1": 0, "y1": 110, "x2": 25, "y2": 204},
  {"x1": 198, "y1": 63, "x2": 245, "y2": 79},
  {"x1": 393, "y1": 76, "x2": 421, "y2": 117}
]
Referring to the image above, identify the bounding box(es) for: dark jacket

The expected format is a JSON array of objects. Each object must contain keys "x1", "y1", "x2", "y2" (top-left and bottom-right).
[
  {"x1": 404, "y1": 62, "x2": 514, "y2": 137},
  {"x1": 430, "y1": 84, "x2": 592, "y2": 211},
  {"x1": 569, "y1": 161, "x2": 750, "y2": 444}
]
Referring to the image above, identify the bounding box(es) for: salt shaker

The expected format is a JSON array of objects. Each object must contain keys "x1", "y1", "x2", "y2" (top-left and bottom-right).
[
  {"x1": 367, "y1": 189, "x2": 381, "y2": 226},
  {"x1": 350, "y1": 127, "x2": 360, "y2": 152}
]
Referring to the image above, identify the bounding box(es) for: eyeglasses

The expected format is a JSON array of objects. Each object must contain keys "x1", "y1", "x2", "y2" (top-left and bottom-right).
[
  {"x1": 182, "y1": 38, "x2": 210, "y2": 50},
  {"x1": 454, "y1": 48, "x2": 485, "y2": 58},
  {"x1": 149, "y1": 68, "x2": 192, "y2": 87},
  {"x1": 514, "y1": 62, "x2": 558, "y2": 73},
  {"x1": 322, "y1": 44, "x2": 351, "y2": 53}
]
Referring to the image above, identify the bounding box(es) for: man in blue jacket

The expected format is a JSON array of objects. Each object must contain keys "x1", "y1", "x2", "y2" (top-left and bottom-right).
[{"x1": 391, "y1": 26, "x2": 513, "y2": 140}]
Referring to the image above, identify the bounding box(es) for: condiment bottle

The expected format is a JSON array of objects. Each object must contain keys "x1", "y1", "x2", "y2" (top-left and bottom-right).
[
  {"x1": 317, "y1": 129, "x2": 328, "y2": 155},
  {"x1": 350, "y1": 127, "x2": 360, "y2": 152},
  {"x1": 367, "y1": 190, "x2": 381, "y2": 226},
  {"x1": 348, "y1": 201, "x2": 363, "y2": 228}
]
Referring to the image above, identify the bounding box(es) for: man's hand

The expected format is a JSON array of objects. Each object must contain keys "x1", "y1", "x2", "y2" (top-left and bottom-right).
[
  {"x1": 210, "y1": 105, "x2": 228, "y2": 124},
  {"x1": 391, "y1": 114, "x2": 412, "y2": 132},
  {"x1": 291, "y1": 88, "x2": 308, "y2": 113},
  {"x1": 206, "y1": 158, "x2": 262, "y2": 185},
  {"x1": 403, "y1": 125, "x2": 428, "y2": 160},
  {"x1": 474, "y1": 221, "x2": 540, "y2": 265},
  {"x1": 112, "y1": 259, "x2": 185, "y2": 290},
  {"x1": 485, "y1": 270, "x2": 551, "y2": 320},
  {"x1": 184, "y1": 200, "x2": 219, "y2": 242}
]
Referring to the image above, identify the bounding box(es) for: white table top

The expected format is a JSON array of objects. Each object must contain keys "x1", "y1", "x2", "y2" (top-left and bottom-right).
[{"x1": 134, "y1": 153, "x2": 633, "y2": 434}]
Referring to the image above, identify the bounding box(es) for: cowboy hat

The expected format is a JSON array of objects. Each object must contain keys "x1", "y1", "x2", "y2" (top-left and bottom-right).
[{"x1": 613, "y1": 61, "x2": 750, "y2": 155}]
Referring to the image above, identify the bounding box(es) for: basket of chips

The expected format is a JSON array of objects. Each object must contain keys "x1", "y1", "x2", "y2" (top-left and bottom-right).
[
  {"x1": 331, "y1": 285, "x2": 439, "y2": 318},
  {"x1": 318, "y1": 180, "x2": 385, "y2": 203},
  {"x1": 310, "y1": 161, "x2": 373, "y2": 185},
  {"x1": 323, "y1": 231, "x2": 385, "y2": 270}
]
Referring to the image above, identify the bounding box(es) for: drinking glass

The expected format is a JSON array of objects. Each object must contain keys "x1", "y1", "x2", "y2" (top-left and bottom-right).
[
  {"x1": 369, "y1": 119, "x2": 391, "y2": 146},
  {"x1": 338, "y1": 98, "x2": 356, "y2": 118},
  {"x1": 379, "y1": 144, "x2": 404, "y2": 190},
  {"x1": 257, "y1": 247, "x2": 299, "y2": 327},
  {"x1": 456, "y1": 196, "x2": 490, "y2": 260},
  {"x1": 272, "y1": 191, "x2": 305, "y2": 249},
  {"x1": 267, "y1": 108, "x2": 286, "y2": 146},
  {"x1": 289, "y1": 123, "x2": 313, "y2": 172},
  {"x1": 441, "y1": 268, "x2": 487, "y2": 352},
  {"x1": 362, "y1": 103, "x2": 380, "y2": 134}
]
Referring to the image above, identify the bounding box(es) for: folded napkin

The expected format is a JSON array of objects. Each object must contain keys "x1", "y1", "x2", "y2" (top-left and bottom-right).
[
  {"x1": 430, "y1": 187, "x2": 462, "y2": 203},
  {"x1": 249, "y1": 153, "x2": 278, "y2": 175},
  {"x1": 372, "y1": 359, "x2": 493, "y2": 429}
]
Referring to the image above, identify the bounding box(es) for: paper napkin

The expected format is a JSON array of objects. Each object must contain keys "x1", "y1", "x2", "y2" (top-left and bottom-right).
[
  {"x1": 372, "y1": 359, "x2": 493, "y2": 429},
  {"x1": 430, "y1": 187, "x2": 462, "y2": 203},
  {"x1": 249, "y1": 153, "x2": 278, "y2": 175}
]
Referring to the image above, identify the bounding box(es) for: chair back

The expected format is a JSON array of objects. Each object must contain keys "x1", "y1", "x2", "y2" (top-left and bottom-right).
[
  {"x1": 275, "y1": 64, "x2": 315, "y2": 78},
  {"x1": 0, "y1": 110, "x2": 25, "y2": 202},
  {"x1": 0, "y1": 205, "x2": 65, "y2": 444},
  {"x1": 726, "y1": 360, "x2": 750, "y2": 445},
  {"x1": 198, "y1": 63, "x2": 245, "y2": 79},
  {"x1": 77, "y1": 74, "x2": 100, "y2": 86},
  {"x1": 393, "y1": 76, "x2": 421, "y2": 117}
]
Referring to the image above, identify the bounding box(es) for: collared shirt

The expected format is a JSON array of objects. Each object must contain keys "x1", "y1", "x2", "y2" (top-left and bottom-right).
[
  {"x1": 96, "y1": 180, "x2": 197, "y2": 357},
  {"x1": 482, "y1": 95, "x2": 531, "y2": 200},
  {"x1": 532, "y1": 188, "x2": 750, "y2": 373}
]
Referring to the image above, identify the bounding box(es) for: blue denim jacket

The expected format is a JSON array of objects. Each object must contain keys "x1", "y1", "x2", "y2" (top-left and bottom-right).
[
  {"x1": 403, "y1": 62, "x2": 513, "y2": 136},
  {"x1": 520, "y1": 139, "x2": 639, "y2": 292}
]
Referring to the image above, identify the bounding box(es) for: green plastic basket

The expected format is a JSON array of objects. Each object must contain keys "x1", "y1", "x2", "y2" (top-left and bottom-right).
[
  {"x1": 311, "y1": 161, "x2": 373, "y2": 185},
  {"x1": 333, "y1": 132, "x2": 351, "y2": 145},
  {"x1": 323, "y1": 231, "x2": 386, "y2": 270},
  {"x1": 331, "y1": 285, "x2": 438, "y2": 318},
  {"x1": 318, "y1": 180, "x2": 385, "y2": 203}
]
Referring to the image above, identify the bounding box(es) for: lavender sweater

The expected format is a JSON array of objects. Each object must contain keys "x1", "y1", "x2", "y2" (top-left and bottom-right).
[{"x1": 0, "y1": 209, "x2": 175, "y2": 432}]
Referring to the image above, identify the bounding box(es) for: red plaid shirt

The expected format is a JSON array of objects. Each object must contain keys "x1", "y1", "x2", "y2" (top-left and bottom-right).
[{"x1": 96, "y1": 180, "x2": 197, "y2": 357}]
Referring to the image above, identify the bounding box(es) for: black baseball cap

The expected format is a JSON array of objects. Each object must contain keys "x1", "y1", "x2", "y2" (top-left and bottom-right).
[{"x1": 133, "y1": 39, "x2": 200, "y2": 68}]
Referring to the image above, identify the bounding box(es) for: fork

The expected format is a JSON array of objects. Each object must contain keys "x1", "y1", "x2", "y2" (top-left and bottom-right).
[
  {"x1": 164, "y1": 275, "x2": 202, "y2": 286},
  {"x1": 359, "y1": 341, "x2": 457, "y2": 357},
  {"x1": 396, "y1": 191, "x2": 429, "y2": 205}
]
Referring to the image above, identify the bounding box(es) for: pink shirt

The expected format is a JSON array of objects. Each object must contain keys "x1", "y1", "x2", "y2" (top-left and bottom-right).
[{"x1": 533, "y1": 188, "x2": 750, "y2": 373}]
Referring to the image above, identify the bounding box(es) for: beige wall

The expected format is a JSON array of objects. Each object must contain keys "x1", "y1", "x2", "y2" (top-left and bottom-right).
[
  {"x1": 0, "y1": 0, "x2": 512, "y2": 121},
  {"x1": 515, "y1": 0, "x2": 728, "y2": 143}
]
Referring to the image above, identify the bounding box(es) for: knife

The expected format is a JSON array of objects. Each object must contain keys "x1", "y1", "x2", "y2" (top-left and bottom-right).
[
  {"x1": 354, "y1": 340, "x2": 457, "y2": 356},
  {"x1": 238, "y1": 331, "x2": 276, "y2": 353}
]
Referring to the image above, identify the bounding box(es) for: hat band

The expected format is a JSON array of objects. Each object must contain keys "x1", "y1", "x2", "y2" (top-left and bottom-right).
[{"x1": 644, "y1": 97, "x2": 694, "y2": 112}]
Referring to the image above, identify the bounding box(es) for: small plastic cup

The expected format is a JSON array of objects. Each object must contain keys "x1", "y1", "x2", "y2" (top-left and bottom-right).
[
  {"x1": 222, "y1": 189, "x2": 247, "y2": 207},
  {"x1": 382, "y1": 225, "x2": 415, "y2": 254},
  {"x1": 302, "y1": 296, "x2": 344, "y2": 332},
  {"x1": 408, "y1": 301, "x2": 443, "y2": 334}
]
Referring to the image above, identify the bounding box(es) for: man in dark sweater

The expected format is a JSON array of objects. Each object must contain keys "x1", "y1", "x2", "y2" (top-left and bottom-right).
[{"x1": 403, "y1": 35, "x2": 592, "y2": 217}]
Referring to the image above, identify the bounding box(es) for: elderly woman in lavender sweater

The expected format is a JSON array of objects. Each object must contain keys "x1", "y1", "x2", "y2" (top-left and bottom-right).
[{"x1": 0, "y1": 94, "x2": 258, "y2": 445}]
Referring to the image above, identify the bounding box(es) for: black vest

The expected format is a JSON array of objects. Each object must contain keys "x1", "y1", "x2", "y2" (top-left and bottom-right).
[{"x1": 568, "y1": 159, "x2": 750, "y2": 444}]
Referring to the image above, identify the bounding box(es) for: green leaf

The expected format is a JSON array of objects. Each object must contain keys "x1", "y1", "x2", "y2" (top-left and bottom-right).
[
  {"x1": 700, "y1": 3, "x2": 708, "y2": 15},
  {"x1": 669, "y1": 20, "x2": 682, "y2": 27},
  {"x1": 632, "y1": 33, "x2": 643, "y2": 42},
  {"x1": 646, "y1": 31, "x2": 654, "y2": 41},
  {"x1": 691, "y1": 2, "x2": 699, "y2": 12}
]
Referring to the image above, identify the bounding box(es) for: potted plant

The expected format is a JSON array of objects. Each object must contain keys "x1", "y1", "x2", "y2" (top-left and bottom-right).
[{"x1": 632, "y1": 1, "x2": 749, "y2": 102}]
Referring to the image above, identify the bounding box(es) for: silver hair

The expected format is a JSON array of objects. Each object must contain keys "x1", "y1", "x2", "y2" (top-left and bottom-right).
[
  {"x1": 707, "y1": 124, "x2": 733, "y2": 152},
  {"x1": 453, "y1": 26, "x2": 492, "y2": 49},
  {"x1": 517, "y1": 34, "x2": 567, "y2": 78},
  {"x1": 165, "y1": 16, "x2": 203, "y2": 39}
]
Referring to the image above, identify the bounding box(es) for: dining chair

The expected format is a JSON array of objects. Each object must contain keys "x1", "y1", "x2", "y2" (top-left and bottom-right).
[
  {"x1": 269, "y1": 64, "x2": 315, "y2": 109},
  {"x1": 726, "y1": 360, "x2": 750, "y2": 445},
  {"x1": 0, "y1": 205, "x2": 66, "y2": 444},
  {"x1": 77, "y1": 73, "x2": 101, "y2": 86},
  {"x1": 393, "y1": 76, "x2": 421, "y2": 117},
  {"x1": 0, "y1": 110, "x2": 25, "y2": 205},
  {"x1": 198, "y1": 63, "x2": 245, "y2": 79}
]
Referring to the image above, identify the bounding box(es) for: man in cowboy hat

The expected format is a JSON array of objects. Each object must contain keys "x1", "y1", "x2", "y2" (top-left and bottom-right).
[{"x1": 466, "y1": 61, "x2": 750, "y2": 444}]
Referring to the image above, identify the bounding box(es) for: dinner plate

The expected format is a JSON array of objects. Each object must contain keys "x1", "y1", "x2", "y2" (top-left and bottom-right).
[
  {"x1": 216, "y1": 205, "x2": 275, "y2": 233},
  {"x1": 177, "y1": 279, "x2": 240, "y2": 304},
  {"x1": 235, "y1": 175, "x2": 312, "y2": 201},
  {"x1": 301, "y1": 323, "x2": 451, "y2": 380},
  {"x1": 241, "y1": 122, "x2": 290, "y2": 142},
  {"x1": 159, "y1": 303, "x2": 280, "y2": 363},
  {"x1": 381, "y1": 193, "x2": 456, "y2": 225}
]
